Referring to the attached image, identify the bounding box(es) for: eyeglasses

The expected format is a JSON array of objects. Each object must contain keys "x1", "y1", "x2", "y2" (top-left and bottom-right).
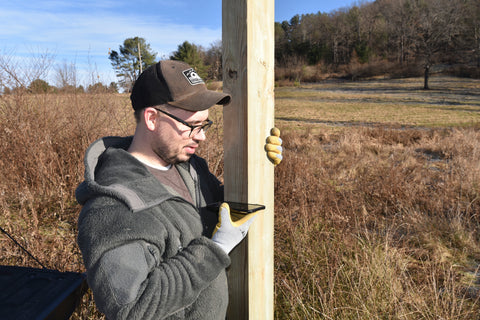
[{"x1": 154, "y1": 108, "x2": 213, "y2": 137}]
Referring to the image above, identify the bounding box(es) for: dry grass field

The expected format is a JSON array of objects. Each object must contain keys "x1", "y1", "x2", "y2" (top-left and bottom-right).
[
  {"x1": 276, "y1": 76, "x2": 480, "y2": 128},
  {"x1": 1, "y1": 76, "x2": 480, "y2": 319}
]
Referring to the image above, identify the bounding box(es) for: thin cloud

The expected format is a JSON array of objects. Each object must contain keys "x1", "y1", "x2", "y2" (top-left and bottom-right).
[
  {"x1": 6, "y1": 0, "x2": 219, "y2": 71},
  {"x1": 1, "y1": 6, "x2": 221, "y2": 56},
  {"x1": 0, "y1": 0, "x2": 221, "y2": 86}
]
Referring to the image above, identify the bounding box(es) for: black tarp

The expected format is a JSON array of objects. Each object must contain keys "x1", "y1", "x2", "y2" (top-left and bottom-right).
[{"x1": 0, "y1": 265, "x2": 86, "y2": 320}]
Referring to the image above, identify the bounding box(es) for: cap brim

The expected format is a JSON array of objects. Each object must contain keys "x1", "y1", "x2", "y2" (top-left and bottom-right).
[{"x1": 169, "y1": 90, "x2": 231, "y2": 111}]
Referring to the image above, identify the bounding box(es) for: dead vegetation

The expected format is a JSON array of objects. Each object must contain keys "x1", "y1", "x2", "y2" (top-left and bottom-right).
[
  {"x1": 274, "y1": 126, "x2": 480, "y2": 318},
  {"x1": 1, "y1": 77, "x2": 480, "y2": 319}
]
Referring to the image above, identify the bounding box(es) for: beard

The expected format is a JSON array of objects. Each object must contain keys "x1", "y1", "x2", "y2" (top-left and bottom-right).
[{"x1": 152, "y1": 141, "x2": 193, "y2": 165}]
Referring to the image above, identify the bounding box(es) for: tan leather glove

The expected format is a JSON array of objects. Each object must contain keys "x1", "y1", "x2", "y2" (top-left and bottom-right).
[{"x1": 265, "y1": 127, "x2": 283, "y2": 166}]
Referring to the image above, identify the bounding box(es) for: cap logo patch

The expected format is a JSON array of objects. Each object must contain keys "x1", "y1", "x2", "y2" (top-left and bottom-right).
[{"x1": 182, "y1": 68, "x2": 204, "y2": 85}]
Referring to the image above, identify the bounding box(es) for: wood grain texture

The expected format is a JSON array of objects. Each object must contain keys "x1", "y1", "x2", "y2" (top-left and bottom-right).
[{"x1": 222, "y1": 0, "x2": 275, "y2": 319}]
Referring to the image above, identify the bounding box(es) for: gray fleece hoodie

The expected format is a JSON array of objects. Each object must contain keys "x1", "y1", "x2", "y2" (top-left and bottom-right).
[{"x1": 76, "y1": 136, "x2": 230, "y2": 320}]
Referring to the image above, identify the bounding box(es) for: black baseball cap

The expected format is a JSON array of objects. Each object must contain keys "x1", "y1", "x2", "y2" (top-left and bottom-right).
[{"x1": 130, "y1": 60, "x2": 231, "y2": 111}]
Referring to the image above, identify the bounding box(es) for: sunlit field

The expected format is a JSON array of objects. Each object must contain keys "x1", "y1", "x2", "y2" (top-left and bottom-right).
[
  {"x1": 276, "y1": 76, "x2": 480, "y2": 128},
  {"x1": 1, "y1": 76, "x2": 480, "y2": 319}
]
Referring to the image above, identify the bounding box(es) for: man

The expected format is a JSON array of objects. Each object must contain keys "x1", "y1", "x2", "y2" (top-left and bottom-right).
[{"x1": 76, "y1": 60, "x2": 282, "y2": 319}]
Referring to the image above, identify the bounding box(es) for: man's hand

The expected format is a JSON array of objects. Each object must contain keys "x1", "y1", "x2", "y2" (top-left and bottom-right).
[
  {"x1": 211, "y1": 203, "x2": 257, "y2": 254},
  {"x1": 265, "y1": 127, "x2": 283, "y2": 166}
]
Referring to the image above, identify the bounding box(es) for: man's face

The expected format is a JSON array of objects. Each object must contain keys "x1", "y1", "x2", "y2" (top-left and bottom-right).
[{"x1": 152, "y1": 107, "x2": 209, "y2": 165}]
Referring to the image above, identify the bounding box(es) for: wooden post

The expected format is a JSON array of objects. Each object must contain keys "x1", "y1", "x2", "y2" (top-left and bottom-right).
[{"x1": 222, "y1": 0, "x2": 275, "y2": 319}]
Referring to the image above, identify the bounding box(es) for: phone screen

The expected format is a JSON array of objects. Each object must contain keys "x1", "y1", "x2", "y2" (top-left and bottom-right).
[{"x1": 207, "y1": 201, "x2": 265, "y2": 214}]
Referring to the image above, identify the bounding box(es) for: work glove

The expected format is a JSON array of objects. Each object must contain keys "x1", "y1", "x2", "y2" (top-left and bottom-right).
[
  {"x1": 211, "y1": 203, "x2": 257, "y2": 254},
  {"x1": 265, "y1": 127, "x2": 283, "y2": 166}
]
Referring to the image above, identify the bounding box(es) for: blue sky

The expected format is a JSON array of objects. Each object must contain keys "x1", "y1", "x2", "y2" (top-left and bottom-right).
[{"x1": 0, "y1": 0, "x2": 361, "y2": 86}]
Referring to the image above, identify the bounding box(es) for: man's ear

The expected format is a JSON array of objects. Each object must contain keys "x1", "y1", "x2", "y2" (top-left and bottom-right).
[{"x1": 144, "y1": 107, "x2": 158, "y2": 131}]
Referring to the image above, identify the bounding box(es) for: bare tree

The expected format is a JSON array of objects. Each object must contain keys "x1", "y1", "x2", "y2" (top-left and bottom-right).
[
  {"x1": 462, "y1": 0, "x2": 480, "y2": 67},
  {"x1": 55, "y1": 60, "x2": 78, "y2": 92},
  {"x1": 378, "y1": 0, "x2": 416, "y2": 65},
  {"x1": 205, "y1": 40, "x2": 223, "y2": 80},
  {"x1": 330, "y1": 10, "x2": 351, "y2": 67},
  {"x1": 413, "y1": 0, "x2": 464, "y2": 89},
  {"x1": 0, "y1": 47, "x2": 55, "y2": 90}
]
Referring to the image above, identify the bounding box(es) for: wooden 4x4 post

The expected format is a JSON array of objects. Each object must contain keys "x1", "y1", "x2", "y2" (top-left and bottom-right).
[{"x1": 222, "y1": 0, "x2": 275, "y2": 319}]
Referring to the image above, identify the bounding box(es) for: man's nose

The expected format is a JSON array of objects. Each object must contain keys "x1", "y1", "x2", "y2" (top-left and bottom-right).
[{"x1": 191, "y1": 128, "x2": 207, "y2": 141}]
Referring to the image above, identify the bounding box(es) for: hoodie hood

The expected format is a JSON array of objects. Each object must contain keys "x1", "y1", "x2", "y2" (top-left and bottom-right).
[{"x1": 75, "y1": 136, "x2": 174, "y2": 212}]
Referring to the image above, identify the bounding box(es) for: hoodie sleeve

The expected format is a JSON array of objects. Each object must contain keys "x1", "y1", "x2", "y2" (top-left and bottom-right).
[{"x1": 78, "y1": 198, "x2": 231, "y2": 320}]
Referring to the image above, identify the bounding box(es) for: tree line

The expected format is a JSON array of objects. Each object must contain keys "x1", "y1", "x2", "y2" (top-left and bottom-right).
[
  {"x1": 0, "y1": 51, "x2": 119, "y2": 95},
  {"x1": 275, "y1": 0, "x2": 480, "y2": 88},
  {"x1": 111, "y1": 0, "x2": 478, "y2": 91},
  {"x1": 1, "y1": 0, "x2": 478, "y2": 94},
  {"x1": 108, "y1": 37, "x2": 223, "y2": 92}
]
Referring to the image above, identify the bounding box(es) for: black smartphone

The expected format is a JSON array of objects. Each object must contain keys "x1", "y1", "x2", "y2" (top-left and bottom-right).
[{"x1": 207, "y1": 201, "x2": 265, "y2": 214}]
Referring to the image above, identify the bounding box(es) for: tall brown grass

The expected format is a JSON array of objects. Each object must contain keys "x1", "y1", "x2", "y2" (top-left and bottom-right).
[
  {"x1": 1, "y1": 90, "x2": 480, "y2": 319},
  {"x1": 274, "y1": 127, "x2": 480, "y2": 319},
  {"x1": 0, "y1": 92, "x2": 132, "y2": 319}
]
